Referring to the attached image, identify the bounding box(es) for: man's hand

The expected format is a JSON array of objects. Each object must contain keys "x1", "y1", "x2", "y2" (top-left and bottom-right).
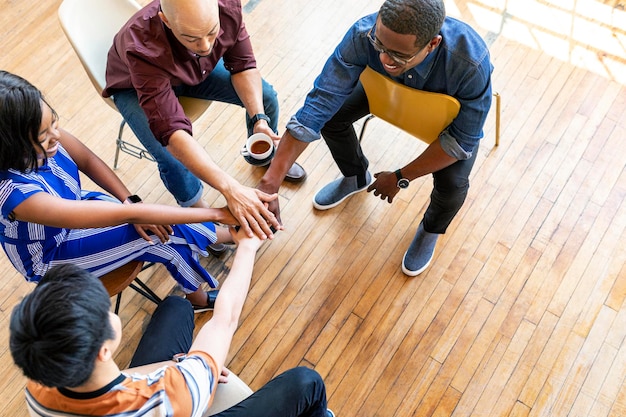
[
  {"x1": 218, "y1": 367, "x2": 230, "y2": 384},
  {"x1": 367, "y1": 171, "x2": 400, "y2": 203},
  {"x1": 224, "y1": 183, "x2": 281, "y2": 239},
  {"x1": 252, "y1": 119, "x2": 280, "y2": 143}
]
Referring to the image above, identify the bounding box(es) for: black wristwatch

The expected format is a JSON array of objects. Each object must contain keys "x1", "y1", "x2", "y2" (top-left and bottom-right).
[
  {"x1": 395, "y1": 169, "x2": 410, "y2": 189},
  {"x1": 250, "y1": 113, "x2": 271, "y2": 126},
  {"x1": 125, "y1": 194, "x2": 142, "y2": 204}
]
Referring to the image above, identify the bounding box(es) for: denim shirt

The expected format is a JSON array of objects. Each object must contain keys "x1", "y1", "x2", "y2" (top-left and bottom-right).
[{"x1": 287, "y1": 14, "x2": 493, "y2": 159}]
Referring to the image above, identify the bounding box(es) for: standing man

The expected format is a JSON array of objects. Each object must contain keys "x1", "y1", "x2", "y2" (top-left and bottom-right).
[
  {"x1": 259, "y1": 0, "x2": 493, "y2": 276},
  {"x1": 104, "y1": 0, "x2": 305, "y2": 239},
  {"x1": 10, "y1": 245, "x2": 335, "y2": 415}
]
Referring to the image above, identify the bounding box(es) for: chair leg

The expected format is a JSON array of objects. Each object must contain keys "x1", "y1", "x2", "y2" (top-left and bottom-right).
[
  {"x1": 114, "y1": 293, "x2": 123, "y2": 315},
  {"x1": 358, "y1": 114, "x2": 376, "y2": 142},
  {"x1": 129, "y1": 262, "x2": 161, "y2": 305},
  {"x1": 493, "y1": 92, "x2": 501, "y2": 146},
  {"x1": 114, "y1": 120, "x2": 156, "y2": 169},
  {"x1": 114, "y1": 120, "x2": 126, "y2": 170}
]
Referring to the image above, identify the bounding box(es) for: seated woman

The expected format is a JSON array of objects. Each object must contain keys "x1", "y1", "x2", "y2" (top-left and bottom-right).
[{"x1": 0, "y1": 70, "x2": 246, "y2": 310}]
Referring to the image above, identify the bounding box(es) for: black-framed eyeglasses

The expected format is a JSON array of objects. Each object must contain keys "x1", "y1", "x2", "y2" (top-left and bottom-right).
[{"x1": 367, "y1": 27, "x2": 422, "y2": 66}]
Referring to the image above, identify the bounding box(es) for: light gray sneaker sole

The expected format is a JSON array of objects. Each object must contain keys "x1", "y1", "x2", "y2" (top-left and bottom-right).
[
  {"x1": 312, "y1": 176, "x2": 374, "y2": 211},
  {"x1": 401, "y1": 250, "x2": 434, "y2": 277}
]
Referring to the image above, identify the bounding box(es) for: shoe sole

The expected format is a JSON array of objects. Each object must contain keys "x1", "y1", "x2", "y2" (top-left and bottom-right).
[
  {"x1": 192, "y1": 306, "x2": 214, "y2": 314},
  {"x1": 401, "y1": 251, "x2": 434, "y2": 277},
  {"x1": 312, "y1": 176, "x2": 373, "y2": 211},
  {"x1": 207, "y1": 243, "x2": 227, "y2": 257}
]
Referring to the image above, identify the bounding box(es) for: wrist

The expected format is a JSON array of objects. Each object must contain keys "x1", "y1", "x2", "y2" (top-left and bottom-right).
[
  {"x1": 250, "y1": 113, "x2": 271, "y2": 128},
  {"x1": 124, "y1": 194, "x2": 142, "y2": 204},
  {"x1": 258, "y1": 176, "x2": 280, "y2": 195}
]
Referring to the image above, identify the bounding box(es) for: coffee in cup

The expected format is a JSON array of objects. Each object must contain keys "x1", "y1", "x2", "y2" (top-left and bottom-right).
[{"x1": 246, "y1": 133, "x2": 274, "y2": 160}]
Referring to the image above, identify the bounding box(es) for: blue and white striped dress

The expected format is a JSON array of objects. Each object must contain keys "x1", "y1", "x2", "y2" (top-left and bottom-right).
[{"x1": 0, "y1": 144, "x2": 218, "y2": 292}]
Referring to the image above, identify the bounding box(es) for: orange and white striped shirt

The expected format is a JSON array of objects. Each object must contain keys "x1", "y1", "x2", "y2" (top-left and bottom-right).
[{"x1": 24, "y1": 352, "x2": 218, "y2": 417}]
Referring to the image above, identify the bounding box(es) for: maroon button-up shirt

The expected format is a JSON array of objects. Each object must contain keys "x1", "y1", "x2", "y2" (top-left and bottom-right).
[{"x1": 103, "y1": 0, "x2": 256, "y2": 145}]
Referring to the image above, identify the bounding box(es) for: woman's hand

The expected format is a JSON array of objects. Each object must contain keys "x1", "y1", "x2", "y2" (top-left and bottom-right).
[{"x1": 133, "y1": 223, "x2": 173, "y2": 243}]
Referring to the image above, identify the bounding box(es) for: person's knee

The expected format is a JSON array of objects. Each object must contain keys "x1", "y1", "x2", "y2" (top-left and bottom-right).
[
  {"x1": 156, "y1": 296, "x2": 193, "y2": 317},
  {"x1": 286, "y1": 367, "x2": 325, "y2": 393}
]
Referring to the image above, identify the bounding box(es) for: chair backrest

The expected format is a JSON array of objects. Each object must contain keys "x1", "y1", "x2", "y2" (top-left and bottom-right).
[
  {"x1": 58, "y1": 0, "x2": 211, "y2": 121},
  {"x1": 58, "y1": 0, "x2": 141, "y2": 110},
  {"x1": 359, "y1": 66, "x2": 461, "y2": 144}
]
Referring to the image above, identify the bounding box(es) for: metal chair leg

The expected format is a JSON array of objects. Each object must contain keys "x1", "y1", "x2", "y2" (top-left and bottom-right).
[
  {"x1": 493, "y1": 92, "x2": 501, "y2": 146},
  {"x1": 358, "y1": 114, "x2": 376, "y2": 142},
  {"x1": 114, "y1": 120, "x2": 126, "y2": 169}
]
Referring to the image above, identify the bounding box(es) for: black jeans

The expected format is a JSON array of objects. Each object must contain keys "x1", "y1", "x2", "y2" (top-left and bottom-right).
[
  {"x1": 130, "y1": 297, "x2": 329, "y2": 417},
  {"x1": 321, "y1": 82, "x2": 478, "y2": 234}
]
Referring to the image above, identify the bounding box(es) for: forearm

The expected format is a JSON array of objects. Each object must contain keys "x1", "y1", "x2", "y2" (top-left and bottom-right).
[
  {"x1": 167, "y1": 130, "x2": 239, "y2": 196},
  {"x1": 401, "y1": 140, "x2": 457, "y2": 180},
  {"x1": 14, "y1": 195, "x2": 231, "y2": 229},
  {"x1": 81, "y1": 154, "x2": 132, "y2": 202},
  {"x1": 189, "y1": 239, "x2": 258, "y2": 367},
  {"x1": 59, "y1": 128, "x2": 132, "y2": 201},
  {"x1": 231, "y1": 68, "x2": 265, "y2": 117},
  {"x1": 259, "y1": 131, "x2": 309, "y2": 192}
]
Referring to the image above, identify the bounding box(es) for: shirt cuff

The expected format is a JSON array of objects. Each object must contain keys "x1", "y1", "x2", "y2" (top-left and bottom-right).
[
  {"x1": 439, "y1": 130, "x2": 473, "y2": 160},
  {"x1": 285, "y1": 115, "x2": 321, "y2": 143}
]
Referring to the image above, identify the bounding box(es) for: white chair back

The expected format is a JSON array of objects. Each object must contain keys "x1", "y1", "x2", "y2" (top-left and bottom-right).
[{"x1": 58, "y1": 0, "x2": 141, "y2": 108}]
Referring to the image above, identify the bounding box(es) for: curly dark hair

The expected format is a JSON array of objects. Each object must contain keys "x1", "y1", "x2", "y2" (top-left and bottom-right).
[
  {"x1": 0, "y1": 70, "x2": 56, "y2": 172},
  {"x1": 379, "y1": 0, "x2": 446, "y2": 48},
  {"x1": 9, "y1": 264, "x2": 115, "y2": 388}
]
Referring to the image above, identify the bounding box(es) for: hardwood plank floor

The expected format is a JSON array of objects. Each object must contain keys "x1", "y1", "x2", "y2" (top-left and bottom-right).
[{"x1": 0, "y1": 0, "x2": 624, "y2": 416}]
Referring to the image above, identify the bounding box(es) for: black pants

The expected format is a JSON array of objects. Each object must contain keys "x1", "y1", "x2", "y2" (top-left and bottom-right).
[
  {"x1": 129, "y1": 297, "x2": 329, "y2": 417},
  {"x1": 321, "y1": 82, "x2": 478, "y2": 234}
]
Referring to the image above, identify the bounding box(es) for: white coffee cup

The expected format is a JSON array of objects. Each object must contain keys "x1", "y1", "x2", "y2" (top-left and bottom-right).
[{"x1": 246, "y1": 133, "x2": 274, "y2": 160}]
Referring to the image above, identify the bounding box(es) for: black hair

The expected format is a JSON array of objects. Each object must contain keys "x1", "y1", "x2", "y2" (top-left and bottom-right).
[
  {"x1": 379, "y1": 0, "x2": 446, "y2": 48},
  {"x1": 0, "y1": 70, "x2": 56, "y2": 172},
  {"x1": 9, "y1": 264, "x2": 115, "y2": 388}
]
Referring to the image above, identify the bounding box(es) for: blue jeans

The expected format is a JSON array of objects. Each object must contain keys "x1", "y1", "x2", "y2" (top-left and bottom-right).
[
  {"x1": 320, "y1": 82, "x2": 478, "y2": 234},
  {"x1": 130, "y1": 297, "x2": 329, "y2": 417},
  {"x1": 112, "y1": 60, "x2": 279, "y2": 206}
]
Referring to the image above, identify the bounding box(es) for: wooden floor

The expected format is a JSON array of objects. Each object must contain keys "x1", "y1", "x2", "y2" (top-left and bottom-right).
[{"x1": 1, "y1": 0, "x2": 625, "y2": 415}]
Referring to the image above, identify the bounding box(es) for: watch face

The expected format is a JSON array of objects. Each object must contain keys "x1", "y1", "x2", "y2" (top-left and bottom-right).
[
  {"x1": 127, "y1": 195, "x2": 142, "y2": 203},
  {"x1": 398, "y1": 178, "x2": 410, "y2": 189}
]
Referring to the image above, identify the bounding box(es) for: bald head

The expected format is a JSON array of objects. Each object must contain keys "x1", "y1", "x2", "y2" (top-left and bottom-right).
[
  {"x1": 161, "y1": 0, "x2": 218, "y2": 27},
  {"x1": 159, "y1": 0, "x2": 220, "y2": 56}
]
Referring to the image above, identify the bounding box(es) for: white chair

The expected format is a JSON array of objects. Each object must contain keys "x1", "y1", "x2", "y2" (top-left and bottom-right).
[{"x1": 58, "y1": 0, "x2": 211, "y2": 168}]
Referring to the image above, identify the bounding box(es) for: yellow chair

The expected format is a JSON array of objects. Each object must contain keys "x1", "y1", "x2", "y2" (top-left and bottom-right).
[
  {"x1": 358, "y1": 66, "x2": 500, "y2": 146},
  {"x1": 58, "y1": 0, "x2": 211, "y2": 169}
]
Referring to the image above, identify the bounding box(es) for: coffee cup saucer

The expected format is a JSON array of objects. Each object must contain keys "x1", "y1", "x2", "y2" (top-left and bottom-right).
[{"x1": 240, "y1": 144, "x2": 274, "y2": 167}]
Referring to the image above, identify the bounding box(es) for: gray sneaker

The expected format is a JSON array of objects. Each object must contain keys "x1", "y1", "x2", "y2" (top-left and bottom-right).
[
  {"x1": 402, "y1": 222, "x2": 439, "y2": 276},
  {"x1": 313, "y1": 172, "x2": 372, "y2": 210}
]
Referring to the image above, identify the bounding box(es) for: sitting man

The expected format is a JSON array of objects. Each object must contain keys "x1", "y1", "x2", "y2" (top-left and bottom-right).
[
  {"x1": 103, "y1": 0, "x2": 304, "y2": 241},
  {"x1": 259, "y1": 0, "x2": 493, "y2": 276},
  {"x1": 10, "y1": 233, "x2": 334, "y2": 416}
]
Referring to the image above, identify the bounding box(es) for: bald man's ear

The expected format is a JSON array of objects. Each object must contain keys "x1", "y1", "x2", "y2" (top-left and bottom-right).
[{"x1": 158, "y1": 10, "x2": 171, "y2": 28}]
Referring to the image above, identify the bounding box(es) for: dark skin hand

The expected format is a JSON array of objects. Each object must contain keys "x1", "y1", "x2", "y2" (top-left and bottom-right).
[
  {"x1": 367, "y1": 140, "x2": 459, "y2": 203},
  {"x1": 367, "y1": 171, "x2": 400, "y2": 203}
]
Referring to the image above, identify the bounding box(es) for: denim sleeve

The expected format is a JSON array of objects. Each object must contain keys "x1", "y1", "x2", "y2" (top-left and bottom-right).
[
  {"x1": 288, "y1": 20, "x2": 372, "y2": 142},
  {"x1": 445, "y1": 53, "x2": 493, "y2": 157}
]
